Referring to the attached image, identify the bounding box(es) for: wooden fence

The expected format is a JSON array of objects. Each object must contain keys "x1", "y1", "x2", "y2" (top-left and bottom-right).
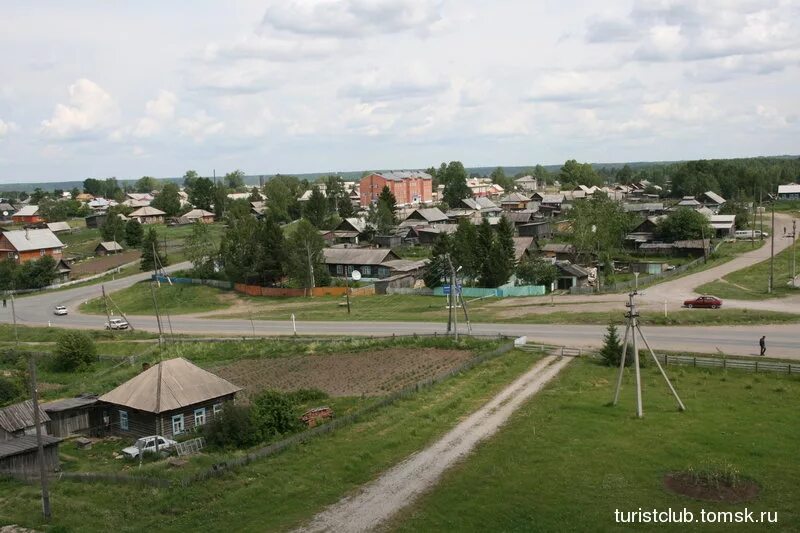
[{"x1": 233, "y1": 283, "x2": 375, "y2": 298}]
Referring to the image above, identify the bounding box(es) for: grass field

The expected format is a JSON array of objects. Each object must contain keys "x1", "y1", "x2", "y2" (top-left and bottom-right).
[
  {"x1": 391, "y1": 358, "x2": 800, "y2": 532},
  {"x1": 80, "y1": 281, "x2": 232, "y2": 315},
  {"x1": 696, "y1": 238, "x2": 800, "y2": 300},
  {"x1": 0, "y1": 343, "x2": 537, "y2": 532}
]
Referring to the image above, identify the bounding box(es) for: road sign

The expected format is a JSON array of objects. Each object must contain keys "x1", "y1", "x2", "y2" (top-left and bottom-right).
[{"x1": 442, "y1": 285, "x2": 462, "y2": 295}]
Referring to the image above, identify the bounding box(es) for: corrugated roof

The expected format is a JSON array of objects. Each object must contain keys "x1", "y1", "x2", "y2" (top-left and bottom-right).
[
  {"x1": 97, "y1": 241, "x2": 123, "y2": 252},
  {"x1": 0, "y1": 400, "x2": 51, "y2": 433},
  {"x1": 702, "y1": 191, "x2": 726, "y2": 204},
  {"x1": 380, "y1": 259, "x2": 428, "y2": 272},
  {"x1": 98, "y1": 358, "x2": 241, "y2": 414},
  {"x1": 500, "y1": 192, "x2": 531, "y2": 203},
  {"x1": 513, "y1": 237, "x2": 534, "y2": 260},
  {"x1": 555, "y1": 261, "x2": 590, "y2": 278},
  {"x1": 0, "y1": 229, "x2": 64, "y2": 252},
  {"x1": 13, "y1": 205, "x2": 39, "y2": 217},
  {"x1": 406, "y1": 208, "x2": 448, "y2": 222},
  {"x1": 475, "y1": 197, "x2": 500, "y2": 210},
  {"x1": 539, "y1": 194, "x2": 565, "y2": 204},
  {"x1": 46, "y1": 222, "x2": 72, "y2": 233},
  {"x1": 0, "y1": 435, "x2": 61, "y2": 460},
  {"x1": 0, "y1": 203, "x2": 16, "y2": 213},
  {"x1": 778, "y1": 184, "x2": 800, "y2": 194},
  {"x1": 184, "y1": 209, "x2": 214, "y2": 219},
  {"x1": 541, "y1": 243, "x2": 575, "y2": 254},
  {"x1": 370, "y1": 170, "x2": 432, "y2": 182},
  {"x1": 129, "y1": 206, "x2": 166, "y2": 217},
  {"x1": 41, "y1": 396, "x2": 98, "y2": 413},
  {"x1": 322, "y1": 247, "x2": 398, "y2": 266}
]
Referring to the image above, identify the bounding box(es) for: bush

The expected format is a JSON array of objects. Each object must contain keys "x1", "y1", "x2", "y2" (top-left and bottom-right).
[
  {"x1": 0, "y1": 376, "x2": 21, "y2": 406},
  {"x1": 203, "y1": 403, "x2": 258, "y2": 449},
  {"x1": 286, "y1": 388, "x2": 329, "y2": 403},
  {"x1": 251, "y1": 390, "x2": 300, "y2": 440},
  {"x1": 54, "y1": 331, "x2": 97, "y2": 371}
]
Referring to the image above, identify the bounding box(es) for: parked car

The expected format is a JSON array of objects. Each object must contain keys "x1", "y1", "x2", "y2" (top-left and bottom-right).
[
  {"x1": 683, "y1": 295, "x2": 723, "y2": 309},
  {"x1": 121, "y1": 435, "x2": 177, "y2": 459},
  {"x1": 53, "y1": 306, "x2": 68, "y2": 316},
  {"x1": 734, "y1": 230, "x2": 768, "y2": 239},
  {"x1": 104, "y1": 318, "x2": 129, "y2": 330}
]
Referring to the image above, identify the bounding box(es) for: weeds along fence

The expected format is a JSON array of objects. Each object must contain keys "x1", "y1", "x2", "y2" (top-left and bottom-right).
[
  {"x1": 178, "y1": 339, "x2": 516, "y2": 486},
  {"x1": 653, "y1": 353, "x2": 800, "y2": 375},
  {"x1": 3, "y1": 471, "x2": 172, "y2": 488},
  {"x1": 570, "y1": 241, "x2": 724, "y2": 295}
]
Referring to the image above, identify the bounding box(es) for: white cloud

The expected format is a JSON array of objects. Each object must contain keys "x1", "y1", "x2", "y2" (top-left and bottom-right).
[
  {"x1": 131, "y1": 90, "x2": 177, "y2": 138},
  {"x1": 340, "y1": 64, "x2": 447, "y2": 102},
  {"x1": 0, "y1": 118, "x2": 18, "y2": 138},
  {"x1": 178, "y1": 110, "x2": 224, "y2": 141},
  {"x1": 527, "y1": 70, "x2": 639, "y2": 105},
  {"x1": 642, "y1": 91, "x2": 719, "y2": 123},
  {"x1": 203, "y1": 36, "x2": 340, "y2": 63},
  {"x1": 262, "y1": 0, "x2": 444, "y2": 37},
  {"x1": 40, "y1": 78, "x2": 119, "y2": 138}
]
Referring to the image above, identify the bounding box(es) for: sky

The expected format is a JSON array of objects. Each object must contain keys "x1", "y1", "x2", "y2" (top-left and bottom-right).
[{"x1": 0, "y1": 0, "x2": 799, "y2": 183}]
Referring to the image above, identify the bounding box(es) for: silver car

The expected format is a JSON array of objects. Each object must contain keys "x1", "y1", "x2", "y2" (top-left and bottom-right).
[
  {"x1": 121, "y1": 435, "x2": 177, "y2": 458},
  {"x1": 53, "y1": 306, "x2": 68, "y2": 316}
]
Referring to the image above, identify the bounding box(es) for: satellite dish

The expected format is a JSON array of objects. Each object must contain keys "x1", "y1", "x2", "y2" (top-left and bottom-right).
[
  {"x1": 351, "y1": 270, "x2": 362, "y2": 281},
  {"x1": 1, "y1": 211, "x2": 7, "y2": 217}
]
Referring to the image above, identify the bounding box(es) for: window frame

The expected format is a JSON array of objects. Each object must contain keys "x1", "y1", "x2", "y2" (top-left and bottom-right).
[
  {"x1": 213, "y1": 403, "x2": 223, "y2": 416},
  {"x1": 171, "y1": 414, "x2": 185, "y2": 435},
  {"x1": 194, "y1": 407, "x2": 206, "y2": 427},
  {"x1": 119, "y1": 410, "x2": 129, "y2": 431}
]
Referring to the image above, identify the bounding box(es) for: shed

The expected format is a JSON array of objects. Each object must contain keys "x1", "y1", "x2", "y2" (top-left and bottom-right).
[
  {"x1": 95, "y1": 241, "x2": 124, "y2": 256},
  {"x1": 540, "y1": 243, "x2": 576, "y2": 261},
  {"x1": 0, "y1": 435, "x2": 61, "y2": 476},
  {"x1": 98, "y1": 358, "x2": 241, "y2": 439},
  {"x1": 402, "y1": 207, "x2": 448, "y2": 225},
  {"x1": 41, "y1": 396, "x2": 100, "y2": 437},
  {"x1": 554, "y1": 261, "x2": 591, "y2": 290},
  {"x1": 777, "y1": 183, "x2": 800, "y2": 200},
  {"x1": 518, "y1": 220, "x2": 552, "y2": 239},
  {"x1": 84, "y1": 212, "x2": 107, "y2": 229},
  {"x1": 0, "y1": 400, "x2": 51, "y2": 441},
  {"x1": 45, "y1": 221, "x2": 72, "y2": 234}
]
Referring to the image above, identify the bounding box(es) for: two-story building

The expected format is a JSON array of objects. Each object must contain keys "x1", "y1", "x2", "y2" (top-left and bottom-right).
[{"x1": 359, "y1": 171, "x2": 433, "y2": 207}]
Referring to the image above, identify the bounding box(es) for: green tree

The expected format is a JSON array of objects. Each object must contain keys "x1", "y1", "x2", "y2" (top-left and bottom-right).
[
  {"x1": 219, "y1": 215, "x2": 261, "y2": 284},
  {"x1": 16, "y1": 256, "x2": 58, "y2": 289},
  {"x1": 184, "y1": 221, "x2": 218, "y2": 278},
  {"x1": 480, "y1": 240, "x2": 513, "y2": 287},
  {"x1": 570, "y1": 192, "x2": 632, "y2": 263},
  {"x1": 616, "y1": 164, "x2": 634, "y2": 184},
  {"x1": 135, "y1": 176, "x2": 161, "y2": 193},
  {"x1": 224, "y1": 170, "x2": 246, "y2": 190},
  {"x1": 599, "y1": 322, "x2": 633, "y2": 367},
  {"x1": 423, "y1": 233, "x2": 452, "y2": 288},
  {"x1": 248, "y1": 186, "x2": 263, "y2": 202},
  {"x1": 560, "y1": 159, "x2": 601, "y2": 187},
  {"x1": 250, "y1": 391, "x2": 299, "y2": 440},
  {"x1": 263, "y1": 175, "x2": 303, "y2": 223},
  {"x1": 496, "y1": 215, "x2": 516, "y2": 267},
  {"x1": 101, "y1": 213, "x2": 127, "y2": 242},
  {"x1": 657, "y1": 208, "x2": 713, "y2": 242},
  {"x1": 70, "y1": 187, "x2": 80, "y2": 199},
  {"x1": 83, "y1": 178, "x2": 105, "y2": 196},
  {"x1": 254, "y1": 214, "x2": 287, "y2": 285},
  {"x1": 442, "y1": 161, "x2": 471, "y2": 207},
  {"x1": 286, "y1": 219, "x2": 329, "y2": 289},
  {"x1": 140, "y1": 227, "x2": 166, "y2": 271},
  {"x1": 516, "y1": 256, "x2": 558, "y2": 287},
  {"x1": 490, "y1": 167, "x2": 513, "y2": 190},
  {"x1": 378, "y1": 185, "x2": 397, "y2": 213},
  {"x1": 187, "y1": 177, "x2": 215, "y2": 211},
  {"x1": 151, "y1": 183, "x2": 182, "y2": 217},
  {"x1": 124, "y1": 219, "x2": 144, "y2": 247},
  {"x1": 213, "y1": 184, "x2": 228, "y2": 219},
  {"x1": 373, "y1": 202, "x2": 395, "y2": 235},
  {"x1": 182, "y1": 170, "x2": 200, "y2": 190},
  {"x1": 0, "y1": 260, "x2": 18, "y2": 291},
  {"x1": 54, "y1": 331, "x2": 97, "y2": 372},
  {"x1": 0, "y1": 376, "x2": 21, "y2": 406},
  {"x1": 451, "y1": 219, "x2": 479, "y2": 281},
  {"x1": 203, "y1": 403, "x2": 258, "y2": 449},
  {"x1": 476, "y1": 218, "x2": 494, "y2": 272},
  {"x1": 303, "y1": 186, "x2": 330, "y2": 228}
]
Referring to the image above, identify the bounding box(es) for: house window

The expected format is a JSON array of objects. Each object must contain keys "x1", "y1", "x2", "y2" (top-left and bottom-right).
[
  {"x1": 362, "y1": 265, "x2": 371, "y2": 276},
  {"x1": 336, "y1": 264, "x2": 344, "y2": 275},
  {"x1": 119, "y1": 410, "x2": 128, "y2": 431},
  {"x1": 40, "y1": 249, "x2": 45, "y2": 256},
  {"x1": 172, "y1": 414, "x2": 185, "y2": 435},
  {"x1": 194, "y1": 408, "x2": 206, "y2": 426},
  {"x1": 213, "y1": 403, "x2": 223, "y2": 416}
]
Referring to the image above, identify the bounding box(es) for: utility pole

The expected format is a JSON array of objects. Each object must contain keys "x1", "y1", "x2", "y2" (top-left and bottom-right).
[
  {"x1": 11, "y1": 293, "x2": 51, "y2": 519},
  {"x1": 769, "y1": 195, "x2": 775, "y2": 293},
  {"x1": 101, "y1": 285, "x2": 113, "y2": 333},
  {"x1": 791, "y1": 221, "x2": 797, "y2": 288},
  {"x1": 150, "y1": 282, "x2": 164, "y2": 348},
  {"x1": 344, "y1": 273, "x2": 351, "y2": 315},
  {"x1": 306, "y1": 244, "x2": 315, "y2": 297},
  {"x1": 446, "y1": 254, "x2": 458, "y2": 341}
]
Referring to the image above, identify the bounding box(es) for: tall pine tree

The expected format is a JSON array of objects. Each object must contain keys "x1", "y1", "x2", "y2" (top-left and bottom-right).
[{"x1": 140, "y1": 227, "x2": 167, "y2": 271}]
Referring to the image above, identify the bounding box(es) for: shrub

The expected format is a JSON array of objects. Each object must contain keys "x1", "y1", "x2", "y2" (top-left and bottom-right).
[
  {"x1": 0, "y1": 376, "x2": 21, "y2": 406},
  {"x1": 203, "y1": 403, "x2": 258, "y2": 449},
  {"x1": 54, "y1": 331, "x2": 97, "y2": 371},
  {"x1": 286, "y1": 388, "x2": 329, "y2": 403},
  {"x1": 599, "y1": 322, "x2": 641, "y2": 367},
  {"x1": 251, "y1": 390, "x2": 300, "y2": 440}
]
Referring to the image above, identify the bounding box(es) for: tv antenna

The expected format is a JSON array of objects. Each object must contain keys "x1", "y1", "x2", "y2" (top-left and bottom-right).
[{"x1": 612, "y1": 290, "x2": 686, "y2": 418}]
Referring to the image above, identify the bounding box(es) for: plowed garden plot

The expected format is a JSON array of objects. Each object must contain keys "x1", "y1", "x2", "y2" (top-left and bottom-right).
[{"x1": 214, "y1": 348, "x2": 473, "y2": 397}]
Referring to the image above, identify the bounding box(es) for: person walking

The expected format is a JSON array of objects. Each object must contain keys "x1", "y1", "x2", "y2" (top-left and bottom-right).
[{"x1": 759, "y1": 335, "x2": 766, "y2": 356}]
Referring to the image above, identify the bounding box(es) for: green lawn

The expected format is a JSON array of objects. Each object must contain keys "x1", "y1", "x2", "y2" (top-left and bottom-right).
[
  {"x1": 80, "y1": 281, "x2": 232, "y2": 315},
  {"x1": 0, "y1": 345, "x2": 537, "y2": 532},
  {"x1": 696, "y1": 239, "x2": 800, "y2": 300},
  {"x1": 391, "y1": 358, "x2": 800, "y2": 532}
]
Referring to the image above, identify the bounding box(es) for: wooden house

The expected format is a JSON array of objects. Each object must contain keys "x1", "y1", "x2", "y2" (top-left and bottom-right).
[
  {"x1": 84, "y1": 212, "x2": 107, "y2": 229},
  {"x1": 540, "y1": 243, "x2": 576, "y2": 262},
  {"x1": 322, "y1": 247, "x2": 400, "y2": 279},
  {"x1": 0, "y1": 435, "x2": 61, "y2": 476},
  {"x1": 499, "y1": 192, "x2": 531, "y2": 211},
  {"x1": 183, "y1": 209, "x2": 215, "y2": 224},
  {"x1": 401, "y1": 207, "x2": 449, "y2": 226},
  {"x1": 98, "y1": 358, "x2": 241, "y2": 439},
  {"x1": 0, "y1": 400, "x2": 50, "y2": 441},
  {"x1": 518, "y1": 220, "x2": 552, "y2": 239},
  {"x1": 94, "y1": 241, "x2": 123, "y2": 256},
  {"x1": 0, "y1": 229, "x2": 64, "y2": 264},
  {"x1": 128, "y1": 206, "x2": 165, "y2": 224},
  {"x1": 513, "y1": 237, "x2": 535, "y2": 263},
  {"x1": 554, "y1": 261, "x2": 591, "y2": 290},
  {"x1": 11, "y1": 205, "x2": 43, "y2": 224},
  {"x1": 45, "y1": 222, "x2": 72, "y2": 234},
  {"x1": 333, "y1": 217, "x2": 372, "y2": 244},
  {"x1": 41, "y1": 396, "x2": 100, "y2": 438},
  {"x1": 0, "y1": 202, "x2": 17, "y2": 221}
]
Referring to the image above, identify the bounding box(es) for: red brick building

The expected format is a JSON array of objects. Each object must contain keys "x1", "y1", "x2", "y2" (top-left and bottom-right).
[
  {"x1": 359, "y1": 171, "x2": 433, "y2": 207},
  {"x1": 0, "y1": 229, "x2": 64, "y2": 264}
]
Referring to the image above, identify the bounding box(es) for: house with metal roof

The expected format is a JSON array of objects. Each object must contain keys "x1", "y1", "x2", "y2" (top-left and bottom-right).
[
  {"x1": 183, "y1": 208, "x2": 215, "y2": 223},
  {"x1": 0, "y1": 228, "x2": 65, "y2": 264},
  {"x1": 46, "y1": 221, "x2": 72, "y2": 234},
  {"x1": 0, "y1": 202, "x2": 16, "y2": 221},
  {"x1": 128, "y1": 206, "x2": 166, "y2": 224},
  {"x1": 0, "y1": 400, "x2": 51, "y2": 441},
  {"x1": 11, "y1": 205, "x2": 42, "y2": 224},
  {"x1": 98, "y1": 358, "x2": 241, "y2": 439},
  {"x1": 95, "y1": 241, "x2": 124, "y2": 256},
  {"x1": 514, "y1": 175, "x2": 538, "y2": 192},
  {"x1": 700, "y1": 191, "x2": 726, "y2": 212},
  {"x1": 676, "y1": 196, "x2": 702, "y2": 209},
  {"x1": 401, "y1": 207, "x2": 449, "y2": 226},
  {"x1": 777, "y1": 183, "x2": 800, "y2": 200},
  {"x1": 322, "y1": 247, "x2": 400, "y2": 279}
]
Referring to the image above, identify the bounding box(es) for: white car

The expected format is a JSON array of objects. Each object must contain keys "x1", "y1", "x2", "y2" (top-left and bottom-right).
[
  {"x1": 121, "y1": 435, "x2": 177, "y2": 459},
  {"x1": 105, "y1": 318, "x2": 129, "y2": 330},
  {"x1": 53, "y1": 306, "x2": 68, "y2": 316}
]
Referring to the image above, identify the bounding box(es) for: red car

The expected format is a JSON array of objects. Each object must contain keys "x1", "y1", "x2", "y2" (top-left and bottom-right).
[{"x1": 683, "y1": 295, "x2": 723, "y2": 309}]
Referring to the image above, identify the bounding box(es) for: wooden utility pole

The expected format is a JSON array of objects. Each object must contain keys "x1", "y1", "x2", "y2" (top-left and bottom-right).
[
  {"x1": 447, "y1": 255, "x2": 458, "y2": 341},
  {"x1": 150, "y1": 282, "x2": 164, "y2": 348},
  {"x1": 769, "y1": 196, "x2": 775, "y2": 293},
  {"x1": 101, "y1": 285, "x2": 113, "y2": 333},
  {"x1": 12, "y1": 293, "x2": 51, "y2": 519}
]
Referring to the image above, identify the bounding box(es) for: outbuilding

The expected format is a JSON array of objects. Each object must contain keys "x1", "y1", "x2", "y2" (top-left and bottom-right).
[
  {"x1": 0, "y1": 400, "x2": 51, "y2": 441},
  {"x1": 41, "y1": 396, "x2": 100, "y2": 438},
  {"x1": 0, "y1": 435, "x2": 61, "y2": 476}
]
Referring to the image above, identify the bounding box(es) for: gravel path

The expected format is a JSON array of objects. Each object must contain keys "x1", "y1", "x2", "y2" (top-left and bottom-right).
[{"x1": 296, "y1": 354, "x2": 573, "y2": 533}]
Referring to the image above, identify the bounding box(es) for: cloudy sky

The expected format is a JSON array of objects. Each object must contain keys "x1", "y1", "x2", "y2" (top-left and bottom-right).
[{"x1": 1, "y1": 0, "x2": 799, "y2": 183}]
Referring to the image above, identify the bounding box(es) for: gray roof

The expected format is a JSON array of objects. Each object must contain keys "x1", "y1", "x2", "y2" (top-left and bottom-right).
[
  {"x1": 129, "y1": 206, "x2": 165, "y2": 217},
  {"x1": 0, "y1": 435, "x2": 61, "y2": 460},
  {"x1": 513, "y1": 237, "x2": 535, "y2": 260},
  {"x1": 414, "y1": 224, "x2": 458, "y2": 235},
  {"x1": 0, "y1": 400, "x2": 50, "y2": 433},
  {"x1": 702, "y1": 191, "x2": 726, "y2": 205},
  {"x1": 459, "y1": 198, "x2": 480, "y2": 210},
  {"x1": 184, "y1": 209, "x2": 214, "y2": 219},
  {"x1": 500, "y1": 192, "x2": 531, "y2": 203},
  {"x1": 370, "y1": 170, "x2": 432, "y2": 182},
  {"x1": 99, "y1": 358, "x2": 241, "y2": 414},
  {"x1": 677, "y1": 197, "x2": 701, "y2": 207},
  {"x1": 0, "y1": 203, "x2": 16, "y2": 213},
  {"x1": 623, "y1": 203, "x2": 664, "y2": 213},
  {"x1": 0, "y1": 229, "x2": 64, "y2": 252},
  {"x1": 380, "y1": 259, "x2": 429, "y2": 272},
  {"x1": 475, "y1": 197, "x2": 500, "y2": 210},
  {"x1": 515, "y1": 175, "x2": 536, "y2": 183},
  {"x1": 338, "y1": 217, "x2": 370, "y2": 233},
  {"x1": 96, "y1": 241, "x2": 123, "y2": 252},
  {"x1": 555, "y1": 261, "x2": 590, "y2": 278},
  {"x1": 322, "y1": 247, "x2": 399, "y2": 266},
  {"x1": 505, "y1": 211, "x2": 534, "y2": 224},
  {"x1": 41, "y1": 396, "x2": 98, "y2": 413},
  {"x1": 541, "y1": 243, "x2": 575, "y2": 254},
  {"x1": 13, "y1": 205, "x2": 39, "y2": 217},
  {"x1": 46, "y1": 222, "x2": 72, "y2": 233},
  {"x1": 539, "y1": 194, "x2": 565, "y2": 204},
  {"x1": 405, "y1": 208, "x2": 448, "y2": 223}
]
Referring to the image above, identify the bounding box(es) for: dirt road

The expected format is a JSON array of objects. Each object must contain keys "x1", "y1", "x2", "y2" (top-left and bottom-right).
[{"x1": 296, "y1": 355, "x2": 572, "y2": 533}]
